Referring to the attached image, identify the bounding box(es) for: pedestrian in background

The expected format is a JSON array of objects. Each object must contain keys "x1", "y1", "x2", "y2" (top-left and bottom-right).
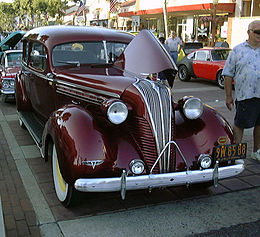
[
  {"x1": 158, "y1": 36, "x2": 176, "y2": 87},
  {"x1": 165, "y1": 30, "x2": 182, "y2": 64},
  {"x1": 158, "y1": 36, "x2": 170, "y2": 54},
  {"x1": 222, "y1": 20, "x2": 260, "y2": 161}
]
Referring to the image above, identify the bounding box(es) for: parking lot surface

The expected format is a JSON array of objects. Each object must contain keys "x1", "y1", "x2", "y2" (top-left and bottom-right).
[{"x1": 0, "y1": 78, "x2": 259, "y2": 237}]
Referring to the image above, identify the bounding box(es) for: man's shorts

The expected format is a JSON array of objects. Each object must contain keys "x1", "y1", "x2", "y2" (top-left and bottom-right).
[{"x1": 235, "y1": 98, "x2": 260, "y2": 128}]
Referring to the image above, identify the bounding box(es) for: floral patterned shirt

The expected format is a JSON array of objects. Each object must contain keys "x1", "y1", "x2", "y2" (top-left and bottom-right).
[{"x1": 222, "y1": 41, "x2": 260, "y2": 101}]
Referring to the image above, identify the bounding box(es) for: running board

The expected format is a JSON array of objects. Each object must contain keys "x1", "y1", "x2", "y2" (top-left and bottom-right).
[{"x1": 17, "y1": 111, "x2": 44, "y2": 148}]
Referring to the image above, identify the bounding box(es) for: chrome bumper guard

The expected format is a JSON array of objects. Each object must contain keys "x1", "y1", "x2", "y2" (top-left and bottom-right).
[{"x1": 74, "y1": 162, "x2": 244, "y2": 193}]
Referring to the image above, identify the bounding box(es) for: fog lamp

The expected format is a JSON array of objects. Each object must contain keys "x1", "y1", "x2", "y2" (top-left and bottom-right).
[
  {"x1": 129, "y1": 159, "x2": 145, "y2": 175},
  {"x1": 198, "y1": 154, "x2": 212, "y2": 169}
]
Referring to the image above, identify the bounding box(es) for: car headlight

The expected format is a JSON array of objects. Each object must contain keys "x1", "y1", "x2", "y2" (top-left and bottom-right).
[
  {"x1": 129, "y1": 159, "x2": 145, "y2": 175},
  {"x1": 107, "y1": 101, "x2": 128, "y2": 124},
  {"x1": 2, "y1": 80, "x2": 11, "y2": 88},
  {"x1": 183, "y1": 97, "x2": 203, "y2": 119},
  {"x1": 198, "y1": 154, "x2": 212, "y2": 169}
]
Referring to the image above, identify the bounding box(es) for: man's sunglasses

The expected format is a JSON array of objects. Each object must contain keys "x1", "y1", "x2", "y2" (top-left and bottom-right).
[{"x1": 250, "y1": 29, "x2": 260, "y2": 35}]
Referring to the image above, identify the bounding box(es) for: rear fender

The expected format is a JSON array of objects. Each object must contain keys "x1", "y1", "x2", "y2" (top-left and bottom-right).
[
  {"x1": 174, "y1": 105, "x2": 233, "y2": 170},
  {"x1": 42, "y1": 105, "x2": 142, "y2": 185}
]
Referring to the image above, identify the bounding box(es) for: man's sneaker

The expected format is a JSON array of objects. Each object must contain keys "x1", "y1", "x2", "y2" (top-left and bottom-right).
[{"x1": 251, "y1": 149, "x2": 260, "y2": 162}]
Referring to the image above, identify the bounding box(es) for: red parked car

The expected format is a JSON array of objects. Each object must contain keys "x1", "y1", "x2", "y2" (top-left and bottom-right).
[
  {"x1": 0, "y1": 49, "x2": 22, "y2": 102},
  {"x1": 16, "y1": 26, "x2": 246, "y2": 207},
  {"x1": 177, "y1": 48, "x2": 231, "y2": 88}
]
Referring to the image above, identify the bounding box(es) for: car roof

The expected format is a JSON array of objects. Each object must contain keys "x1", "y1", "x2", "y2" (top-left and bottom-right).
[
  {"x1": 196, "y1": 47, "x2": 231, "y2": 51},
  {"x1": 24, "y1": 25, "x2": 134, "y2": 49}
]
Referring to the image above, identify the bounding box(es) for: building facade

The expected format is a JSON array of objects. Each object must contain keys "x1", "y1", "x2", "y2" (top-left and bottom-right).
[{"x1": 63, "y1": 0, "x2": 260, "y2": 47}]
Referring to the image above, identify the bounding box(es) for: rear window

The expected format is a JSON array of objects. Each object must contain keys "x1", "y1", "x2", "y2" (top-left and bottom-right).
[{"x1": 211, "y1": 49, "x2": 231, "y2": 61}]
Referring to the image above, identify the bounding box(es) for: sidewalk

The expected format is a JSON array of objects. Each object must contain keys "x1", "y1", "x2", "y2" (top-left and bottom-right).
[{"x1": 0, "y1": 124, "x2": 41, "y2": 236}]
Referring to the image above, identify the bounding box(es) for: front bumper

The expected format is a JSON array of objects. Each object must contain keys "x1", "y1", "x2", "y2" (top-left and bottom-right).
[{"x1": 74, "y1": 162, "x2": 244, "y2": 192}]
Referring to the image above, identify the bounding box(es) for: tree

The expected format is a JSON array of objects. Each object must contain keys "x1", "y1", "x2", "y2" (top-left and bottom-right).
[{"x1": 0, "y1": 2, "x2": 16, "y2": 32}]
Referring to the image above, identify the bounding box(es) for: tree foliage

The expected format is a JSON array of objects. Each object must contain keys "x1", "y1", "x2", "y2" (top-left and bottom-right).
[{"x1": 0, "y1": 0, "x2": 68, "y2": 32}]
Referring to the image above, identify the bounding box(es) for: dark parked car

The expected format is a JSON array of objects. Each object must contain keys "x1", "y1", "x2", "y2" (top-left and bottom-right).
[
  {"x1": 0, "y1": 49, "x2": 22, "y2": 102},
  {"x1": 16, "y1": 26, "x2": 246, "y2": 207},
  {"x1": 178, "y1": 47, "x2": 231, "y2": 88}
]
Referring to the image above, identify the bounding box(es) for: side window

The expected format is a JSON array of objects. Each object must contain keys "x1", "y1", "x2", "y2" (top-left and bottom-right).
[
  {"x1": 195, "y1": 51, "x2": 208, "y2": 61},
  {"x1": 30, "y1": 42, "x2": 47, "y2": 71},
  {"x1": 187, "y1": 52, "x2": 195, "y2": 60}
]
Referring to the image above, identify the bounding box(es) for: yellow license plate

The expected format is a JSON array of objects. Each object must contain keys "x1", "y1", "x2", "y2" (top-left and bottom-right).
[{"x1": 213, "y1": 143, "x2": 247, "y2": 161}]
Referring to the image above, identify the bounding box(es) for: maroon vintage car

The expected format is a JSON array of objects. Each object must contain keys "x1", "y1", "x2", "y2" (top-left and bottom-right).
[{"x1": 16, "y1": 26, "x2": 246, "y2": 207}]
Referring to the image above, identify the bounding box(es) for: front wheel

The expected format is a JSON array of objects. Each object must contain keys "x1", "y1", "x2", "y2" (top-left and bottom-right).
[
  {"x1": 178, "y1": 65, "x2": 191, "y2": 81},
  {"x1": 216, "y1": 70, "x2": 224, "y2": 89},
  {"x1": 52, "y1": 143, "x2": 76, "y2": 207}
]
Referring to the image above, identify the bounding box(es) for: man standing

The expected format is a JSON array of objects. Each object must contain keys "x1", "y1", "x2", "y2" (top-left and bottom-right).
[
  {"x1": 223, "y1": 20, "x2": 260, "y2": 161},
  {"x1": 165, "y1": 30, "x2": 182, "y2": 64}
]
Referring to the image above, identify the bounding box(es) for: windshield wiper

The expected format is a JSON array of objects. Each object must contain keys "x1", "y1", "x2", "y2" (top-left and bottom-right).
[
  {"x1": 56, "y1": 61, "x2": 80, "y2": 67},
  {"x1": 90, "y1": 62, "x2": 114, "y2": 68}
]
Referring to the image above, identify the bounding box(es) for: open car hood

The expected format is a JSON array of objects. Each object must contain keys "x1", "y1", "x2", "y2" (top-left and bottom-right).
[
  {"x1": 0, "y1": 31, "x2": 25, "y2": 50},
  {"x1": 114, "y1": 29, "x2": 177, "y2": 76}
]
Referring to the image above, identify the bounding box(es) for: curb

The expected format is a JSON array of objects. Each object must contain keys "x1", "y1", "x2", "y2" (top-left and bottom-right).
[{"x1": 0, "y1": 195, "x2": 6, "y2": 237}]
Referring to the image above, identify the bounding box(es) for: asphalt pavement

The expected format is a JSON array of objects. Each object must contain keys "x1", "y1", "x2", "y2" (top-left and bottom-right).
[{"x1": 0, "y1": 77, "x2": 259, "y2": 237}]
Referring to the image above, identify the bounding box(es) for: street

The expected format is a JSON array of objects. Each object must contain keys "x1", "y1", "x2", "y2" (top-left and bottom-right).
[{"x1": 0, "y1": 76, "x2": 260, "y2": 237}]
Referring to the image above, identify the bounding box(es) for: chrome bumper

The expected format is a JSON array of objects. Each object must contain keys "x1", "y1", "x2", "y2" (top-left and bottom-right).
[
  {"x1": 1, "y1": 89, "x2": 15, "y2": 95},
  {"x1": 74, "y1": 162, "x2": 244, "y2": 193}
]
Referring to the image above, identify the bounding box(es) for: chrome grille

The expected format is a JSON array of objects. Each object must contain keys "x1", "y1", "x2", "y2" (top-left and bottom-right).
[{"x1": 134, "y1": 79, "x2": 172, "y2": 173}]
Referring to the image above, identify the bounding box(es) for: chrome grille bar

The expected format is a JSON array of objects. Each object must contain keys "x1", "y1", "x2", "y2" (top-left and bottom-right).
[{"x1": 134, "y1": 79, "x2": 172, "y2": 173}]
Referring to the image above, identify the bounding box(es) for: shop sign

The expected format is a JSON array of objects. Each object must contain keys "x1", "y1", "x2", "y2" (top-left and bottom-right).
[
  {"x1": 198, "y1": 27, "x2": 208, "y2": 36},
  {"x1": 132, "y1": 16, "x2": 140, "y2": 27}
]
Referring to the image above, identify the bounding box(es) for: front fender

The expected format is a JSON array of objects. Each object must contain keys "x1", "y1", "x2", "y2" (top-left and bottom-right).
[
  {"x1": 174, "y1": 105, "x2": 233, "y2": 170},
  {"x1": 43, "y1": 105, "x2": 142, "y2": 185}
]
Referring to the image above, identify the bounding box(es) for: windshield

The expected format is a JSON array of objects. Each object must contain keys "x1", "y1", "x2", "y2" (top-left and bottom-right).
[
  {"x1": 211, "y1": 49, "x2": 231, "y2": 61},
  {"x1": 7, "y1": 52, "x2": 22, "y2": 67},
  {"x1": 52, "y1": 41, "x2": 128, "y2": 67}
]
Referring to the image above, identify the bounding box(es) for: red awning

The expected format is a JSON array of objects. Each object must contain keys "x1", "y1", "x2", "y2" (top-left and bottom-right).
[{"x1": 118, "y1": 3, "x2": 235, "y2": 17}]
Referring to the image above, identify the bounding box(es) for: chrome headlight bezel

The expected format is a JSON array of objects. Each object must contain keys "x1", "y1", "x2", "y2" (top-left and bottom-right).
[
  {"x1": 198, "y1": 154, "x2": 212, "y2": 169},
  {"x1": 129, "y1": 159, "x2": 145, "y2": 175},
  {"x1": 107, "y1": 101, "x2": 128, "y2": 125},
  {"x1": 2, "y1": 79, "x2": 12, "y2": 89},
  {"x1": 183, "y1": 97, "x2": 203, "y2": 120}
]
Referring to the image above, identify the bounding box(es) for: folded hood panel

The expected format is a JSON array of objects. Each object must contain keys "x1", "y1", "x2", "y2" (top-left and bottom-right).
[{"x1": 115, "y1": 30, "x2": 177, "y2": 76}]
